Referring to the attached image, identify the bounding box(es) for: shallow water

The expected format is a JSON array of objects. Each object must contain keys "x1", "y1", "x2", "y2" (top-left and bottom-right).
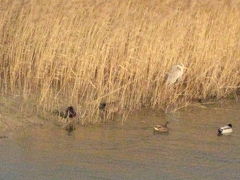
[{"x1": 1, "y1": 101, "x2": 240, "y2": 180}]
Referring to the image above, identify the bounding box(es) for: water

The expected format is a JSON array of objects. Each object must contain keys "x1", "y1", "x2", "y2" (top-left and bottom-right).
[{"x1": 0, "y1": 101, "x2": 240, "y2": 180}]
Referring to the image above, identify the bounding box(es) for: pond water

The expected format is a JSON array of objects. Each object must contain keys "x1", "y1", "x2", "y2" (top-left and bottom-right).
[{"x1": 0, "y1": 101, "x2": 240, "y2": 180}]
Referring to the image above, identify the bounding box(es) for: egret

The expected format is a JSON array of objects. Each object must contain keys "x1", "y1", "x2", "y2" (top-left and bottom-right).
[{"x1": 166, "y1": 64, "x2": 185, "y2": 85}]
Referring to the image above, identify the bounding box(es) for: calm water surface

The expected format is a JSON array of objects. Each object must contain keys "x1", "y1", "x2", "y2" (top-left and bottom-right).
[{"x1": 0, "y1": 101, "x2": 240, "y2": 180}]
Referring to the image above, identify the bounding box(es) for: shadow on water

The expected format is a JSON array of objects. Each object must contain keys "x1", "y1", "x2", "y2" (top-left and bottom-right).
[{"x1": 0, "y1": 101, "x2": 240, "y2": 180}]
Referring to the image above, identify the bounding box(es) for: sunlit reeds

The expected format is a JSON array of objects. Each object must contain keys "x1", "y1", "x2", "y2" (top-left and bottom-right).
[{"x1": 1, "y1": 0, "x2": 240, "y2": 124}]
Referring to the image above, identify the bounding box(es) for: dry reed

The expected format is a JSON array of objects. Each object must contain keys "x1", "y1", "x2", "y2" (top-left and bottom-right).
[{"x1": 1, "y1": 0, "x2": 240, "y2": 124}]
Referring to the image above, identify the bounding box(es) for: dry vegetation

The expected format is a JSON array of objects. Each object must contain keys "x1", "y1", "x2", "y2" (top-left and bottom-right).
[{"x1": 1, "y1": 0, "x2": 240, "y2": 124}]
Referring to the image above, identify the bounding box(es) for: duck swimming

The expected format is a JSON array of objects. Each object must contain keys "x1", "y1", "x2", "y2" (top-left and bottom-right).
[
  {"x1": 153, "y1": 121, "x2": 169, "y2": 134},
  {"x1": 218, "y1": 124, "x2": 233, "y2": 136}
]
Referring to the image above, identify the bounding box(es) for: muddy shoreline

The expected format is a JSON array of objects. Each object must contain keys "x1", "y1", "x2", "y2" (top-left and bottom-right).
[{"x1": 0, "y1": 94, "x2": 239, "y2": 134}]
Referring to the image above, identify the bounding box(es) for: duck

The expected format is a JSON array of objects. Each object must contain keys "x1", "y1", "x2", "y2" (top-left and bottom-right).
[
  {"x1": 153, "y1": 121, "x2": 169, "y2": 134},
  {"x1": 54, "y1": 106, "x2": 77, "y2": 118},
  {"x1": 64, "y1": 106, "x2": 77, "y2": 118},
  {"x1": 218, "y1": 124, "x2": 233, "y2": 136},
  {"x1": 53, "y1": 106, "x2": 77, "y2": 132},
  {"x1": 99, "y1": 102, "x2": 119, "y2": 113}
]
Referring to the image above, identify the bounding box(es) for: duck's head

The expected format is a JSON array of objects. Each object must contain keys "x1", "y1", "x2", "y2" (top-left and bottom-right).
[
  {"x1": 66, "y1": 106, "x2": 76, "y2": 118},
  {"x1": 228, "y1": 124, "x2": 232, "y2": 128},
  {"x1": 99, "y1": 102, "x2": 107, "y2": 110},
  {"x1": 67, "y1": 106, "x2": 74, "y2": 111}
]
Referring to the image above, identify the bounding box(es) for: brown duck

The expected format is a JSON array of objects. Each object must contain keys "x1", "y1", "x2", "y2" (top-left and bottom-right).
[
  {"x1": 153, "y1": 121, "x2": 169, "y2": 134},
  {"x1": 99, "y1": 102, "x2": 119, "y2": 113},
  {"x1": 61, "y1": 106, "x2": 77, "y2": 118}
]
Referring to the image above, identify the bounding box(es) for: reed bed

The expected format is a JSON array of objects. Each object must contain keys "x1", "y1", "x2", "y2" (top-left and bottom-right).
[{"x1": 1, "y1": 0, "x2": 240, "y2": 124}]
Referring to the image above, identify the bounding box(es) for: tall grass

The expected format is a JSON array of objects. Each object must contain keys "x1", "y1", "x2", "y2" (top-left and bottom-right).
[{"x1": 1, "y1": 0, "x2": 240, "y2": 124}]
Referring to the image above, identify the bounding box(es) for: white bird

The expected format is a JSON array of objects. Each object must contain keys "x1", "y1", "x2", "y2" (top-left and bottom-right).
[
  {"x1": 217, "y1": 124, "x2": 233, "y2": 136},
  {"x1": 166, "y1": 64, "x2": 185, "y2": 85}
]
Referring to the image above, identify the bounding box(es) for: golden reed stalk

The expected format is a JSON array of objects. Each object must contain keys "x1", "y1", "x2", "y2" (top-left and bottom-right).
[{"x1": 1, "y1": 0, "x2": 240, "y2": 124}]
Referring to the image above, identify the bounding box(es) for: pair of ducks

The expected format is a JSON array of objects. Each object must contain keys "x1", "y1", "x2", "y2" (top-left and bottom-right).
[
  {"x1": 153, "y1": 122, "x2": 233, "y2": 136},
  {"x1": 58, "y1": 102, "x2": 117, "y2": 133}
]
